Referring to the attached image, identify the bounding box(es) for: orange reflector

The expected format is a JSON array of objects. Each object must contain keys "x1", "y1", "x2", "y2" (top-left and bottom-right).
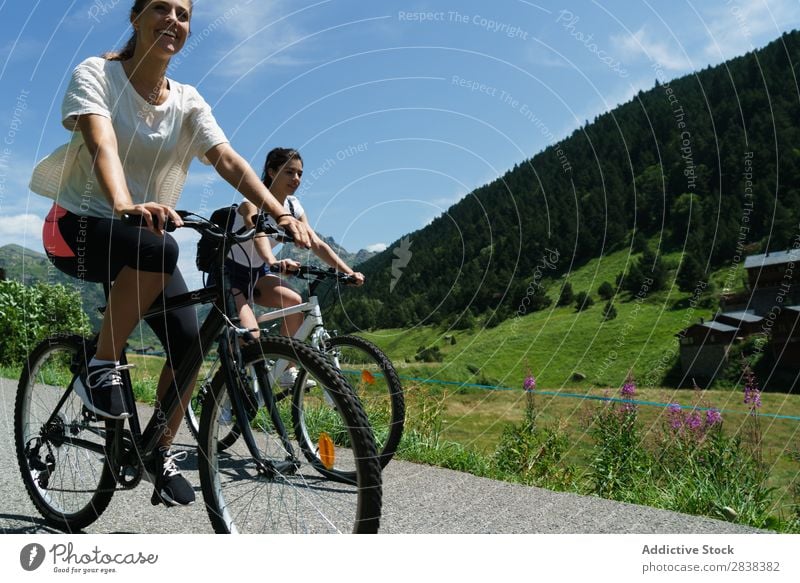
[
  {"x1": 361, "y1": 370, "x2": 376, "y2": 385},
  {"x1": 318, "y1": 432, "x2": 335, "y2": 470}
]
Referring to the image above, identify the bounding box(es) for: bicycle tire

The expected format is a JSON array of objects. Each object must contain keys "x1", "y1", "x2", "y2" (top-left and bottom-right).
[
  {"x1": 295, "y1": 335, "x2": 404, "y2": 476},
  {"x1": 14, "y1": 335, "x2": 117, "y2": 531},
  {"x1": 197, "y1": 335, "x2": 382, "y2": 533}
]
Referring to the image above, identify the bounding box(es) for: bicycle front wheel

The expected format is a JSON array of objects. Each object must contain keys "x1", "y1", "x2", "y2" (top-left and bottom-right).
[
  {"x1": 14, "y1": 335, "x2": 116, "y2": 531},
  {"x1": 185, "y1": 356, "x2": 242, "y2": 450},
  {"x1": 295, "y1": 335, "x2": 405, "y2": 479},
  {"x1": 197, "y1": 336, "x2": 382, "y2": 533}
]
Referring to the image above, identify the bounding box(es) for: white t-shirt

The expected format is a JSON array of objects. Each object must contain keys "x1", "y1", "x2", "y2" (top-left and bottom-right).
[
  {"x1": 229, "y1": 196, "x2": 305, "y2": 269},
  {"x1": 29, "y1": 57, "x2": 228, "y2": 218}
]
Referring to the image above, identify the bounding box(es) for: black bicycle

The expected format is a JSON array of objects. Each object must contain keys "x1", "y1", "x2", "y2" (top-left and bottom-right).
[{"x1": 14, "y1": 211, "x2": 382, "y2": 533}]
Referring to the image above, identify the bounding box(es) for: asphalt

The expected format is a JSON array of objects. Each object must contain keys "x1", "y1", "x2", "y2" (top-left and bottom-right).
[{"x1": 0, "y1": 378, "x2": 765, "y2": 534}]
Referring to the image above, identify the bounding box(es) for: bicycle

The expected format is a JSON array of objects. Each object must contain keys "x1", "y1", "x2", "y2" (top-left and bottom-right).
[
  {"x1": 185, "y1": 264, "x2": 405, "y2": 482},
  {"x1": 14, "y1": 210, "x2": 382, "y2": 533}
]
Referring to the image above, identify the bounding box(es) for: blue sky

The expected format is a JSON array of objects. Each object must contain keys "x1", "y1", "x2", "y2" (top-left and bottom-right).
[{"x1": 1, "y1": 0, "x2": 798, "y2": 287}]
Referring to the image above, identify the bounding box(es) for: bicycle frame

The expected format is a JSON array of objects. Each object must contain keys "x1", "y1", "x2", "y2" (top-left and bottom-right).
[{"x1": 75, "y1": 216, "x2": 278, "y2": 476}]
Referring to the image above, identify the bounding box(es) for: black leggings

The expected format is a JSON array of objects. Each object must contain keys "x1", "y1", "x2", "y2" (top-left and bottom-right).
[{"x1": 43, "y1": 205, "x2": 201, "y2": 367}]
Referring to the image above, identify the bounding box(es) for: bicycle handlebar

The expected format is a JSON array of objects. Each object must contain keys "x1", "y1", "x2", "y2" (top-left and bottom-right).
[
  {"x1": 269, "y1": 263, "x2": 357, "y2": 285},
  {"x1": 120, "y1": 210, "x2": 294, "y2": 245}
]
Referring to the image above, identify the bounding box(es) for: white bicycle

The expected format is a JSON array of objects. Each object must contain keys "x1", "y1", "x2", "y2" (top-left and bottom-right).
[{"x1": 186, "y1": 265, "x2": 404, "y2": 482}]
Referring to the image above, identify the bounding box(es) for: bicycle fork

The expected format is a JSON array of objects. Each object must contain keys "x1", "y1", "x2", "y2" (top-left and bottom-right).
[{"x1": 219, "y1": 333, "x2": 299, "y2": 479}]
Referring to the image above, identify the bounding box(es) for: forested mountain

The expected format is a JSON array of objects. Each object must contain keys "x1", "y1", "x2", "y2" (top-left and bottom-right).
[{"x1": 331, "y1": 31, "x2": 800, "y2": 331}]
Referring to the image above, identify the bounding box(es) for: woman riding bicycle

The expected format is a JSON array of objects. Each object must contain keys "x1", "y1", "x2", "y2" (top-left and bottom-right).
[
  {"x1": 29, "y1": 0, "x2": 310, "y2": 508},
  {"x1": 216, "y1": 147, "x2": 365, "y2": 388}
]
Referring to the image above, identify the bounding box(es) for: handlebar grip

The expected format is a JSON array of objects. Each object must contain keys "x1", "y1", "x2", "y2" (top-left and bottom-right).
[
  {"x1": 255, "y1": 213, "x2": 295, "y2": 243},
  {"x1": 120, "y1": 213, "x2": 179, "y2": 232},
  {"x1": 269, "y1": 263, "x2": 302, "y2": 276}
]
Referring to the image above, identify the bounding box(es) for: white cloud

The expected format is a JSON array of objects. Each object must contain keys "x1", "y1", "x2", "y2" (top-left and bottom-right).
[
  {"x1": 612, "y1": 27, "x2": 693, "y2": 72},
  {"x1": 700, "y1": 0, "x2": 800, "y2": 62},
  {"x1": 0, "y1": 213, "x2": 44, "y2": 250},
  {"x1": 194, "y1": 0, "x2": 310, "y2": 78},
  {"x1": 365, "y1": 243, "x2": 387, "y2": 253}
]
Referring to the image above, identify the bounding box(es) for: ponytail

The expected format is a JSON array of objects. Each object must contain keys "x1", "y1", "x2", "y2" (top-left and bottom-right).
[{"x1": 102, "y1": 33, "x2": 137, "y2": 61}]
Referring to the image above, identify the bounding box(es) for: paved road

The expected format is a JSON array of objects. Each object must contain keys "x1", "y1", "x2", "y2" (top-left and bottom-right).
[{"x1": 0, "y1": 378, "x2": 763, "y2": 534}]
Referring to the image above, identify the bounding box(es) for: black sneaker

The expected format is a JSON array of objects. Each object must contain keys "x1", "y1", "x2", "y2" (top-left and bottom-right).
[
  {"x1": 73, "y1": 363, "x2": 132, "y2": 419},
  {"x1": 147, "y1": 447, "x2": 195, "y2": 507}
]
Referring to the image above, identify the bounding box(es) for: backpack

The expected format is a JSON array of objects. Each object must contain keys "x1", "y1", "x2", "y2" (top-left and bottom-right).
[{"x1": 195, "y1": 204, "x2": 238, "y2": 273}]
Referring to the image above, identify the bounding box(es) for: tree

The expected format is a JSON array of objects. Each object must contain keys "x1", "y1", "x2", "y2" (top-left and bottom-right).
[
  {"x1": 558, "y1": 282, "x2": 574, "y2": 306},
  {"x1": 676, "y1": 254, "x2": 707, "y2": 293},
  {"x1": 575, "y1": 291, "x2": 594, "y2": 311},
  {"x1": 598, "y1": 281, "x2": 615, "y2": 300},
  {"x1": 603, "y1": 301, "x2": 618, "y2": 320}
]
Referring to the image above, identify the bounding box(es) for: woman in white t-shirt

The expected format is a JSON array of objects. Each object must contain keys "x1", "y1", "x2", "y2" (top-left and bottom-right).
[
  {"x1": 221, "y1": 148, "x2": 365, "y2": 387},
  {"x1": 30, "y1": 0, "x2": 310, "y2": 508}
]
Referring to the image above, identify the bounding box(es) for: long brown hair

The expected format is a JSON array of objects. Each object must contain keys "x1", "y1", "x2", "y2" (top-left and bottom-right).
[{"x1": 102, "y1": 0, "x2": 193, "y2": 61}]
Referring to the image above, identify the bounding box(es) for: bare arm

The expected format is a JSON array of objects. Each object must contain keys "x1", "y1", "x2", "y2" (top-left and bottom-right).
[
  {"x1": 77, "y1": 114, "x2": 181, "y2": 233},
  {"x1": 239, "y1": 201, "x2": 301, "y2": 273},
  {"x1": 205, "y1": 143, "x2": 310, "y2": 248},
  {"x1": 301, "y1": 215, "x2": 365, "y2": 285}
]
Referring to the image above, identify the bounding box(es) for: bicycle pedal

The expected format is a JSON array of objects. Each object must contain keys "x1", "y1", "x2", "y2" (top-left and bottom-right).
[{"x1": 81, "y1": 406, "x2": 100, "y2": 423}]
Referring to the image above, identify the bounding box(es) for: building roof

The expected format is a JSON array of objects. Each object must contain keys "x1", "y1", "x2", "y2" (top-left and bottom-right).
[
  {"x1": 700, "y1": 321, "x2": 739, "y2": 333},
  {"x1": 715, "y1": 310, "x2": 763, "y2": 324},
  {"x1": 677, "y1": 321, "x2": 738, "y2": 336},
  {"x1": 744, "y1": 248, "x2": 800, "y2": 269}
]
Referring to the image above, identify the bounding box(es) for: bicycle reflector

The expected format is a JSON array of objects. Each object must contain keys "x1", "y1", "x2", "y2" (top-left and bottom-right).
[
  {"x1": 361, "y1": 370, "x2": 376, "y2": 385},
  {"x1": 318, "y1": 432, "x2": 335, "y2": 470}
]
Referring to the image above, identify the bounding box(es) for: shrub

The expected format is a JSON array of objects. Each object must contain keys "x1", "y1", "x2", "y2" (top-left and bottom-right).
[
  {"x1": 0, "y1": 281, "x2": 90, "y2": 364},
  {"x1": 587, "y1": 377, "x2": 647, "y2": 501},
  {"x1": 598, "y1": 281, "x2": 615, "y2": 300},
  {"x1": 415, "y1": 345, "x2": 443, "y2": 362},
  {"x1": 492, "y1": 370, "x2": 574, "y2": 490},
  {"x1": 557, "y1": 281, "x2": 574, "y2": 306},
  {"x1": 575, "y1": 291, "x2": 594, "y2": 311}
]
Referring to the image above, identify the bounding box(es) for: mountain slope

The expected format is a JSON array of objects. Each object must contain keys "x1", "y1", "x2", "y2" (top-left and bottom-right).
[{"x1": 331, "y1": 31, "x2": 800, "y2": 331}]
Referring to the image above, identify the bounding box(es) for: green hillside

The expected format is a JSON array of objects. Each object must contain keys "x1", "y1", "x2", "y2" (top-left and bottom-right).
[{"x1": 361, "y1": 245, "x2": 733, "y2": 391}]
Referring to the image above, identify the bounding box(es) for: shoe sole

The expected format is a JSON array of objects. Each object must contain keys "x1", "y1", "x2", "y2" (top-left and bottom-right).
[
  {"x1": 73, "y1": 378, "x2": 132, "y2": 420},
  {"x1": 150, "y1": 489, "x2": 195, "y2": 507}
]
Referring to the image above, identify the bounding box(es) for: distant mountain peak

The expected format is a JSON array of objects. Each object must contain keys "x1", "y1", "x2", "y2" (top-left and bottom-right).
[{"x1": 275, "y1": 233, "x2": 377, "y2": 268}]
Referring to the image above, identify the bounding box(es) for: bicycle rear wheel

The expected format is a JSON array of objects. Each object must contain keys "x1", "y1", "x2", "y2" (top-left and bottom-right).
[
  {"x1": 197, "y1": 336, "x2": 382, "y2": 533},
  {"x1": 14, "y1": 335, "x2": 116, "y2": 531},
  {"x1": 295, "y1": 335, "x2": 404, "y2": 479}
]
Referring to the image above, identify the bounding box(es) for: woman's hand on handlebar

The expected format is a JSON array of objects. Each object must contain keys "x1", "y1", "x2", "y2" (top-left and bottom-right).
[
  {"x1": 271, "y1": 259, "x2": 301, "y2": 275},
  {"x1": 276, "y1": 215, "x2": 311, "y2": 249},
  {"x1": 118, "y1": 203, "x2": 183, "y2": 235},
  {"x1": 348, "y1": 271, "x2": 365, "y2": 286}
]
